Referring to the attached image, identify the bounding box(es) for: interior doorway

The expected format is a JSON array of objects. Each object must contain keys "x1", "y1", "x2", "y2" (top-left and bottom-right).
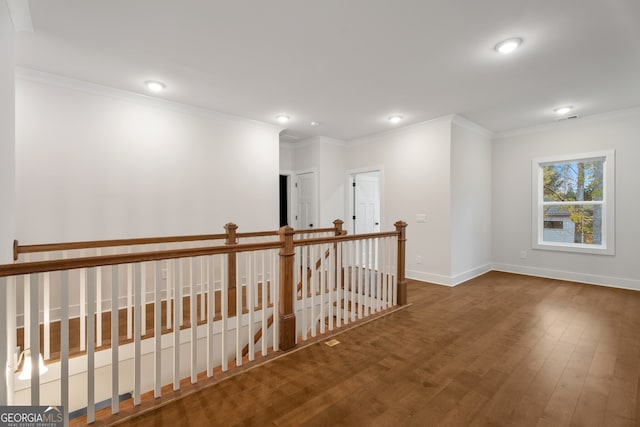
[
  {"x1": 351, "y1": 171, "x2": 381, "y2": 234},
  {"x1": 279, "y1": 174, "x2": 288, "y2": 227},
  {"x1": 294, "y1": 170, "x2": 317, "y2": 229}
]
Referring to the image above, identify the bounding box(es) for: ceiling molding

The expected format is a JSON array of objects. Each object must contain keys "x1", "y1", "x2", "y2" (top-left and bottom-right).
[
  {"x1": 451, "y1": 115, "x2": 494, "y2": 138},
  {"x1": 493, "y1": 106, "x2": 640, "y2": 140},
  {"x1": 15, "y1": 67, "x2": 284, "y2": 133},
  {"x1": 7, "y1": 0, "x2": 33, "y2": 32},
  {"x1": 346, "y1": 115, "x2": 454, "y2": 148}
]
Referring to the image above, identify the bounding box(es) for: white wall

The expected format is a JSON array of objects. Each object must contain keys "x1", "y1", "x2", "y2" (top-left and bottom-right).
[
  {"x1": 278, "y1": 140, "x2": 295, "y2": 171},
  {"x1": 0, "y1": 5, "x2": 15, "y2": 263},
  {"x1": 450, "y1": 118, "x2": 492, "y2": 283},
  {"x1": 492, "y1": 110, "x2": 640, "y2": 290},
  {"x1": 317, "y1": 138, "x2": 346, "y2": 227},
  {"x1": 346, "y1": 117, "x2": 453, "y2": 283},
  {"x1": 15, "y1": 70, "x2": 281, "y2": 244}
]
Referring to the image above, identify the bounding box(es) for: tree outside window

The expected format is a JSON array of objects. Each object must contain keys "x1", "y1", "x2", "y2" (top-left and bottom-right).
[{"x1": 532, "y1": 151, "x2": 615, "y2": 255}]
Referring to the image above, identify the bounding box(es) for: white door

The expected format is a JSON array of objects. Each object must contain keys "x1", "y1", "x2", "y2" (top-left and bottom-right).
[
  {"x1": 295, "y1": 172, "x2": 316, "y2": 229},
  {"x1": 354, "y1": 172, "x2": 380, "y2": 234}
]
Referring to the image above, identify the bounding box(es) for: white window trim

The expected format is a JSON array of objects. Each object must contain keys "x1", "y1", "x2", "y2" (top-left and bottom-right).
[{"x1": 531, "y1": 150, "x2": 615, "y2": 255}]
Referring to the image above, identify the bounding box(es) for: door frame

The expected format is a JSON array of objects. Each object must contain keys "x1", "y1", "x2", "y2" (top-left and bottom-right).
[
  {"x1": 345, "y1": 166, "x2": 384, "y2": 235},
  {"x1": 279, "y1": 170, "x2": 294, "y2": 227},
  {"x1": 292, "y1": 168, "x2": 319, "y2": 230}
]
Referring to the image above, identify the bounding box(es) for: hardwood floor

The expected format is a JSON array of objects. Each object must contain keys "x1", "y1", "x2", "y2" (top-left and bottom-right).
[{"x1": 109, "y1": 272, "x2": 640, "y2": 426}]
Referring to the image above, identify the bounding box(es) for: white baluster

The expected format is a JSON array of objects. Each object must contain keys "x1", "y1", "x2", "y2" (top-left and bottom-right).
[
  {"x1": 261, "y1": 252, "x2": 267, "y2": 356},
  {"x1": 235, "y1": 254, "x2": 242, "y2": 367},
  {"x1": 272, "y1": 249, "x2": 279, "y2": 351},
  {"x1": 0, "y1": 277, "x2": 7, "y2": 405},
  {"x1": 86, "y1": 268, "x2": 95, "y2": 422},
  {"x1": 60, "y1": 271, "x2": 70, "y2": 424},
  {"x1": 221, "y1": 255, "x2": 228, "y2": 371},
  {"x1": 207, "y1": 255, "x2": 214, "y2": 377},
  {"x1": 190, "y1": 257, "x2": 197, "y2": 384},
  {"x1": 173, "y1": 259, "x2": 181, "y2": 391},
  {"x1": 154, "y1": 261, "x2": 162, "y2": 397},
  {"x1": 247, "y1": 252, "x2": 254, "y2": 361},
  {"x1": 133, "y1": 263, "x2": 142, "y2": 405},
  {"x1": 111, "y1": 265, "x2": 120, "y2": 413}
]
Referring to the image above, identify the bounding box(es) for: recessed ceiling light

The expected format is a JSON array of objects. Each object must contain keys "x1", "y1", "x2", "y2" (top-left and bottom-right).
[
  {"x1": 554, "y1": 106, "x2": 573, "y2": 115},
  {"x1": 276, "y1": 115, "x2": 290, "y2": 124},
  {"x1": 145, "y1": 80, "x2": 166, "y2": 92},
  {"x1": 310, "y1": 121, "x2": 320, "y2": 126},
  {"x1": 388, "y1": 115, "x2": 403, "y2": 124},
  {"x1": 495, "y1": 38, "x2": 523, "y2": 54}
]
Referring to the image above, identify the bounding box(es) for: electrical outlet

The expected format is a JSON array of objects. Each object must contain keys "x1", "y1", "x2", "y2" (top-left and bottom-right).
[
  {"x1": 416, "y1": 255, "x2": 422, "y2": 264},
  {"x1": 520, "y1": 251, "x2": 527, "y2": 259}
]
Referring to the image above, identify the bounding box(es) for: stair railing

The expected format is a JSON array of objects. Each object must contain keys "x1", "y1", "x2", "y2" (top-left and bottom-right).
[{"x1": 0, "y1": 219, "x2": 406, "y2": 425}]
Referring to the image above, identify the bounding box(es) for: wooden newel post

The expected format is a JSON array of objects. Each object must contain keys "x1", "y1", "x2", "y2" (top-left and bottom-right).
[
  {"x1": 278, "y1": 225, "x2": 296, "y2": 351},
  {"x1": 394, "y1": 221, "x2": 408, "y2": 305},
  {"x1": 225, "y1": 223, "x2": 238, "y2": 316},
  {"x1": 333, "y1": 219, "x2": 344, "y2": 236}
]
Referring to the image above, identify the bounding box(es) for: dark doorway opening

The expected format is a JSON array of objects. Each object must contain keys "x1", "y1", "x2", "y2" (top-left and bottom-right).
[{"x1": 279, "y1": 175, "x2": 288, "y2": 227}]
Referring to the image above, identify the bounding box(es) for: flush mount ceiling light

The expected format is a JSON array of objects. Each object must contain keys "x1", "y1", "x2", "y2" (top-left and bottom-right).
[
  {"x1": 554, "y1": 106, "x2": 573, "y2": 115},
  {"x1": 276, "y1": 115, "x2": 290, "y2": 124},
  {"x1": 310, "y1": 121, "x2": 320, "y2": 126},
  {"x1": 388, "y1": 115, "x2": 403, "y2": 124},
  {"x1": 145, "y1": 80, "x2": 166, "y2": 92},
  {"x1": 494, "y1": 38, "x2": 523, "y2": 54}
]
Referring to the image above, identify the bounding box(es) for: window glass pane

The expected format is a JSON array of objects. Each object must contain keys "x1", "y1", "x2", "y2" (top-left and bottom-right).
[
  {"x1": 542, "y1": 159, "x2": 604, "y2": 202},
  {"x1": 543, "y1": 205, "x2": 603, "y2": 245}
]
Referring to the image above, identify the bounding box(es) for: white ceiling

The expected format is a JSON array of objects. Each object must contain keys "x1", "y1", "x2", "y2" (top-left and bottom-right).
[{"x1": 13, "y1": 0, "x2": 640, "y2": 141}]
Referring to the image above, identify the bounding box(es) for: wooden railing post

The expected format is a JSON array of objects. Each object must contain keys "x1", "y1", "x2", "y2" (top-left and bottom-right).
[
  {"x1": 278, "y1": 225, "x2": 296, "y2": 351},
  {"x1": 225, "y1": 223, "x2": 238, "y2": 316},
  {"x1": 333, "y1": 219, "x2": 344, "y2": 236},
  {"x1": 394, "y1": 221, "x2": 408, "y2": 305}
]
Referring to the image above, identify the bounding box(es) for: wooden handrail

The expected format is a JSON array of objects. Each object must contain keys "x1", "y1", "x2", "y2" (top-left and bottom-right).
[
  {"x1": 5, "y1": 228, "x2": 401, "y2": 279},
  {"x1": 13, "y1": 233, "x2": 228, "y2": 260},
  {"x1": 236, "y1": 231, "x2": 278, "y2": 239},
  {"x1": 292, "y1": 231, "x2": 399, "y2": 247},
  {"x1": 0, "y1": 241, "x2": 281, "y2": 278},
  {"x1": 294, "y1": 227, "x2": 337, "y2": 235},
  {"x1": 13, "y1": 227, "x2": 337, "y2": 260}
]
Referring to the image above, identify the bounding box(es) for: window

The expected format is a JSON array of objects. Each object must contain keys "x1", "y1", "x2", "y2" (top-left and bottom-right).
[{"x1": 532, "y1": 150, "x2": 615, "y2": 255}]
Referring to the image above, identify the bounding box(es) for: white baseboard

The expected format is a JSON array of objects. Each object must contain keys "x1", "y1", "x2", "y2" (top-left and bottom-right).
[
  {"x1": 491, "y1": 263, "x2": 640, "y2": 292},
  {"x1": 407, "y1": 264, "x2": 493, "y2": 287},
  {"x1": 450, "y1": 264, "x2": 492, "y2": 286},
  {"x1": 406, "y1": 270, "x2": 454, "y2": 286}
]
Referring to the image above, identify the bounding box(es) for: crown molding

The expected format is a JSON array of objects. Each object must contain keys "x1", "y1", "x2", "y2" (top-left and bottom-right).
[
  {"x1": 346, "y1": 114, "x2": 454, "y2": 147},
  {"x1": 15, "y1": 67, "x2": 284, "y2": 133},
  {"x1": 451, "y1": 115, "x2": 494, "y2": 138},
  {"x1": 494, "y1": 106, "x2": 640, "y2": 140}
]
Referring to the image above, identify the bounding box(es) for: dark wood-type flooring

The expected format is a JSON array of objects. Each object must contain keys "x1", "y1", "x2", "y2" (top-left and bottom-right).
[{"x1": 100, "y1": 272, "x2": 640, "y2": 426}]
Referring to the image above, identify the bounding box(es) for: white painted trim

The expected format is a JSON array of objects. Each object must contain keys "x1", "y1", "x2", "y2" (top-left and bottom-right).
[
  {"x1": 451, "y1": 115, "x2": 494, "y2": 138},
  {"x1": 531, "y1": 150, "x2": 615, "y2": 255},
  {"x1": 406, "y1": 269, "x2": 454, "y2": 287},
  {"x1": 279, "y1": 169, "x2": 295, "y2": 227},
  {"x1": 346, "y1": 115, "x2": 454, "y2": 147},
  {"x1": 450, "y1": 264, "x2": 492, "y2": 286},
  {"x1": 494, "y1": 107, "x2": 640, "y2": 140},
  {"x1": 344, "y1": 165, "x2": 385, "y2": 235},
  {"x1": 292, "y1": 168, "x2": 319, "y2": 230},
  {"x1": 15, "y1": 68, "x2": 284, "y2": 132},
  {"x1": 407, "y1": 264, "x2": 492, "y2": 287},
  {"x1": 491, "y1": 263, "x2": 640, "y2": 292}
]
